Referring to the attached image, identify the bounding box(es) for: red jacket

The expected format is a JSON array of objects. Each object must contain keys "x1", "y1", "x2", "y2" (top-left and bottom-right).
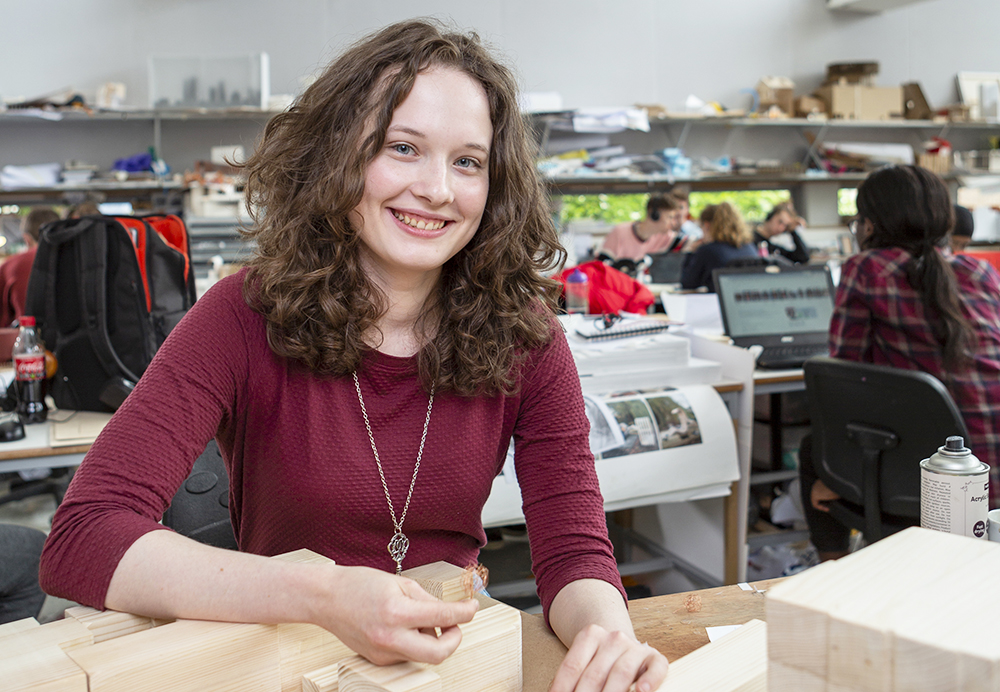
[{"x1": 557, "y1": 261, "x2": 656, "y2": 315}]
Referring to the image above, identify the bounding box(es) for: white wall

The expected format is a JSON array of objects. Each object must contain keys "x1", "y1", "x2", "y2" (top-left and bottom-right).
[{"x1": 1, "y1": 0, "x2": 995, "y2": 112}]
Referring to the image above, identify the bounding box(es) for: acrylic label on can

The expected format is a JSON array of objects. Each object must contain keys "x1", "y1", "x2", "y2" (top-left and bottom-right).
[{"x1": 920, "y1": 467, "x2": 990, "y2": 538}]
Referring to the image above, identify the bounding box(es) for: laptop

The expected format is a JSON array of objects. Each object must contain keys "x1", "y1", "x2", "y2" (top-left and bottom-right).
[
  {"x1": 712, "y1": 264, "x2": 836, "y2": 369},
  {"x1": 647, "y1": 251, "x2": 685, "y2": 284}
]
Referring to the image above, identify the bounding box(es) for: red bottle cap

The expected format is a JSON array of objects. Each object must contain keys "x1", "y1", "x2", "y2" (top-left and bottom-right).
[{"x1": 19, "y1": 316, "x2": 35, "y2": 327}]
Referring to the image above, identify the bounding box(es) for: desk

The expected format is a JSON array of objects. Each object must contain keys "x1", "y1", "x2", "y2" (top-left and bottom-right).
[
  {"x1": 754, "y1": 367, "x2": 806, "y2": 474},
  {"x1": 520, "y1": 577, "x2": 783, "y2": 692},
  {"x1": 0, "y1": 421, "x2": 91, "y2": 475}
]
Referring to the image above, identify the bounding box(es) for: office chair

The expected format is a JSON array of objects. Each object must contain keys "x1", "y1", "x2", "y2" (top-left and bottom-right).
[
  {"x1": 803, "y1": 357, "x2": 968, "y2": 544},
  {"x1": 161, "y1": 440, "x2": 238, "y2": 550}
]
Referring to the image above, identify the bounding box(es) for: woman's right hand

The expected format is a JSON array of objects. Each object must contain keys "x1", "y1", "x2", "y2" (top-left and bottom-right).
[{"x1": 318, "y1": 565, "x2": 479, "y2": 665}]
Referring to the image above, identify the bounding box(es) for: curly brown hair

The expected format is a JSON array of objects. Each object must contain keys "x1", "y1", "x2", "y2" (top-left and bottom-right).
[
  {"x1": 240, "y1": 20, "x2": 565, "y2": 396},
  {"x1": 700, "y1": 202, "x2": 749, "y2": 247}
]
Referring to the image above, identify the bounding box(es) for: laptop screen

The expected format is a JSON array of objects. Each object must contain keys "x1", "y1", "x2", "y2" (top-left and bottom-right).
[{"x1": 714, "y1": 265, "x2": 836, "y2": 339}]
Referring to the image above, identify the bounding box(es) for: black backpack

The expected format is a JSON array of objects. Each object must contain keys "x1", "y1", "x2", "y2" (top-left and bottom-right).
[{"x1": 25, "y1": 214, "x2": 197, "y2": 412}]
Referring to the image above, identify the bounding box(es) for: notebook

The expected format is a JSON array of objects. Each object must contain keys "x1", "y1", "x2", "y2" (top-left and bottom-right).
[
  {"x1": 712, "y1": 264, "x2": 836, "y2": 369},
  {"x1": 574, "y1": 314, "x2": 675, "y2": 341}
]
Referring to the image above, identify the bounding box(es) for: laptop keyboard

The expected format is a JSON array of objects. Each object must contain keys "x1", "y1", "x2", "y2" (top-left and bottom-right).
[{"x1": 756, "y1": 343, "x2": 830, "y2": 369}]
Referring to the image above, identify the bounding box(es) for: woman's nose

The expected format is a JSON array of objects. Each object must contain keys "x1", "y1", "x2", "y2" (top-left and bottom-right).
[{"x1": 412, "y1": 159, "x2": 455, "y2": 206}]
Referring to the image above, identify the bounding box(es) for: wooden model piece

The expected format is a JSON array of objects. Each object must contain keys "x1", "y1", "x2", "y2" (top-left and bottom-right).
[
  {"x1": 2, "y1": 552, "x2": 521, "y2": 692},
  {"x1": 2, "y1": 616, "x2": 94, "y2": 691},
  {"x1": 338, "y1": 659, "x2": 442, "y2": 692},
  {"x1": 653, "y1": 618, "x2": 767, "y2": 692},
  {"x1": 766, "y1": 527, "x2": 1000, "y2": 692}
]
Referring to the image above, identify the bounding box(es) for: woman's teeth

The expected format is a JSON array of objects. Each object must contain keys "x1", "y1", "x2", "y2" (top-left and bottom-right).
[{"x1": 393, "y1": 211, "x2": 446, "y2": 231}]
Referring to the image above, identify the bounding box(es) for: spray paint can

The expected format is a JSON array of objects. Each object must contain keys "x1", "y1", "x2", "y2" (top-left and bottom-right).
[{"x1": 920, "y1": 436, "x2": 990, "y2": 539}]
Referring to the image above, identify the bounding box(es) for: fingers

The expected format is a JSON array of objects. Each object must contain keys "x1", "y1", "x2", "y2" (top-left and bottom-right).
[
  {"x1": 550, "y1": 625, "x2": 669, "y2": 692},
  {"x1": 397, "y1": 579, "x2": 479, "y2": 629}
]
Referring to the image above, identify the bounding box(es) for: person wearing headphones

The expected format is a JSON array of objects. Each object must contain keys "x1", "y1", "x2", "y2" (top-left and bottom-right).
[
  {"x1": 600, "y1": 194, "x2": 682, "y2": 262},
  {"x1": 753, "y1": 202, "x2": 810, "y2": 264}
]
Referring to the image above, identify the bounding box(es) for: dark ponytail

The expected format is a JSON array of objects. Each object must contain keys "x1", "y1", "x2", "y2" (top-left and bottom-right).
[{"x1": 856, "y1": 165, "x2": 974, "y2": 369}]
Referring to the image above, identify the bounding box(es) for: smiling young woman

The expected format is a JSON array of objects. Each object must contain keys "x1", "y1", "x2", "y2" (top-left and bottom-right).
[{"x1": 39, "y1": 20, "x2": 668, "y2": 692}]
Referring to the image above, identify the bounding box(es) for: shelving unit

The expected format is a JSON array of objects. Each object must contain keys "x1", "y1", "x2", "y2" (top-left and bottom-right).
[{"x1": 537, "y1": 114, "x2": 1000, "y2": 224}]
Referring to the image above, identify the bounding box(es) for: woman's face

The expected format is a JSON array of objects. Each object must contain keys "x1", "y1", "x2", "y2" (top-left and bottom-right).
[{"x1": 351, "y1": 66, "x2": 492, "y2": 289}]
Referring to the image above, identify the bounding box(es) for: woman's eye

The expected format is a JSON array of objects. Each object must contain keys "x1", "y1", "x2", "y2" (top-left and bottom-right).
[
  {"x1": 456, "y1": 157, "x2": 481, "y2": 169},
  {"x1": 391, "y1": 143, "x2": 414, "y2": 156}
]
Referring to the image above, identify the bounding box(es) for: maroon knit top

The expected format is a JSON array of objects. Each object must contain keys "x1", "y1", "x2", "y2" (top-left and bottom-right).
[{"x1": 39, "y1": 271, "x2": 623, "y2": 621}]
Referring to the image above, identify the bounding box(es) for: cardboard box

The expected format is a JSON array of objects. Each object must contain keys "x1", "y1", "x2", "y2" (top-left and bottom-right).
[
  {"x1": 815, "y1": 84, "x2": 903, "y2": 120},
  {"x1": 795, "y1": 95, "x2": 826, "y2": 118},
  {"x1": 757, "y1": 76, "x2": 795, "y2": 115}
]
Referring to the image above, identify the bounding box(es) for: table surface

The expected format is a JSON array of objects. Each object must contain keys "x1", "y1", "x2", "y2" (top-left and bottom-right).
[{"x1": 520, "y1": 577, "x2": 784, "y2": 692}]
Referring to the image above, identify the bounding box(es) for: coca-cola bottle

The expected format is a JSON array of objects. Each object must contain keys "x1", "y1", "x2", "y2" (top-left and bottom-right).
[{"x1": 12, "y1": 316, "x2": 48, "y2": 424}]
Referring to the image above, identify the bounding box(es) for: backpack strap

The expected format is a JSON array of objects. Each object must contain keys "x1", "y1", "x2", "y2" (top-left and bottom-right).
[{"x1": 49, "y1": 217, "x2": 144, "y2": 383}]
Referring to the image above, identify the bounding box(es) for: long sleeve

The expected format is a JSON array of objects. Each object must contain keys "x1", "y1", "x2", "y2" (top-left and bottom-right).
[
  {"x1": 513, "y1": 326, "x2": 624, "y2": 622},
  {"x1": 39, "y1": 277, "x2": 251, "y2": 607},
  {"x1": 828, "y1": 255, "x2": 872, "y2": 362}
]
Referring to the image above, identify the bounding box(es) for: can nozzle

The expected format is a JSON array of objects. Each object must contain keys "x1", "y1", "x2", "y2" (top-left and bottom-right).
[{"x1": 943, "y1": 436, "x2": 969, "y2": 455}]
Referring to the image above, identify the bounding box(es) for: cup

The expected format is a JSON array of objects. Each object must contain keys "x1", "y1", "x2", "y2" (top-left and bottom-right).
[{"x1": 988, "y1": 509, "x2": 1000, "y2": 543}]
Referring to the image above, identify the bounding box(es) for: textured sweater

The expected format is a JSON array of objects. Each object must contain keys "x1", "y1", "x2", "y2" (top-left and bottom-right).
[{"x1": 39, "y1": 271, "x2": 623, "y2": 620}]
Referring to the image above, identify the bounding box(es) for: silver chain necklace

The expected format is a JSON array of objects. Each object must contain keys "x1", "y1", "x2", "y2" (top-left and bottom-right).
[{"x1": 353, "y1": 371, "x2": 435, "y2": 575}]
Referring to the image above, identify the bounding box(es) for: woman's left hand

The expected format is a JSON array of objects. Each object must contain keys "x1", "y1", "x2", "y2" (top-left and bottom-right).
[{"x1": 549, "y1": 623, "x2": 669, "y2": 692}]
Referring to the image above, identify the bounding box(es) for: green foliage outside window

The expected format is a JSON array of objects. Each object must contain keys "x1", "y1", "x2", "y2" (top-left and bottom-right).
[{"x1": 557, "y1": 190, "x2": 793, "y2": 227}]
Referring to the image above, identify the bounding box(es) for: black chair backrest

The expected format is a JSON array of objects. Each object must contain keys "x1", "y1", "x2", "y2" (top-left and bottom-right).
[
  {"x1": 161, "y1": 440, "x2": 238, "y2": 550},
  {"x1": 804, "y1": 357, "x2": 968, "y2": 537}
]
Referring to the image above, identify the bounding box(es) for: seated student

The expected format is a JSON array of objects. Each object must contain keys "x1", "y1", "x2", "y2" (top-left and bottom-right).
[
  {"x1": 753, "y1": 202, "x2": 810, "y2": 264},
  {"x1": 600, "y1": 194, "x2": 682, "y2": 261},
  {"x1": 0, "y1": 207, "x2": 59, "y2": 328},
  {"x1": 39, "y1": 20, "x2": 667, "y2": 692},
  {"x1": 949, "y1": 204, "x2": 974, "y2": 254},
  {"x1": 668, "y1": 187, "x2": 703, "y2": 243},
  {"x1": 799, "y1": 165, "x2": 1000, "y2": 561},
  {"x1": 679, "y1": 203, "x2": 758, "y2": 292},
  {"x1": 66, "y1": 201, "x2": 100, "y2": 219}
]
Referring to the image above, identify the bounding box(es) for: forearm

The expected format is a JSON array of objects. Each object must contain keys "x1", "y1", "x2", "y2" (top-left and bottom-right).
[
  {"x1": 548, "y1": 578, "x2": 634, "y2": 647},
  {"x1": 105, "y1": 530, "x2": 332, "y2": 625}
]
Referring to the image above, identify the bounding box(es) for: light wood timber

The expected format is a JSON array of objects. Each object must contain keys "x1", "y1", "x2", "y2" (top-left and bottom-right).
[
  {"x1": 401, "y1": 562, "x2": 472, "y2": 602},
  {"x1": 767, "y1": 659, "x2": 826, "y2": 692},
  {"x1": 64, "y1": 605, "x2": 162, "y2": 643},
  {"x1": 652, "y1": 619, "x2": 767, "y2": 691},
  {"x1": 66, "y1": 619, "x2": 280, "y2": 692},
  {"x1": 302, "y1": 662, "x2": 341, "y2": 692},
  {"x1": 0, "y1": 617, "x2": 39, "y2": 635},
  {"x1": 4, "y1": 643, "x2": 88, "y2": 692},
  {"x1": 338, "y1": 657, "x2": 442, "y2": 692}
]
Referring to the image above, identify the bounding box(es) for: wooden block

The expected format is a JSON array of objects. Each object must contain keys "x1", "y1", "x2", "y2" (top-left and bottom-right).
[
  {"x1": 654, "y1": 619, "x2": 767, "y2": 691},
  {"x1": 825, "y1": 531, "x2": 996, "y2": 692},
  {"x1": 767, "y1": 659, "x2": 825, "y2": 692},
  {"x1": 279, "y1": 621, "x2": 353, "y2": 692},
  {"x1": 402, "y1": 562, "x2": 472, "y2": 602},
  {"x1": 824, "y1": 534, "x2": 994, "y2": 692},
  {"x1": 766, "y1": 559, "x2": 848, "y2": 677},
  {"x1": 890, "y1": 550, "x2": 1000, "y2": 692},
  {"x1": 766, "y1": 527, "x2": 994, "y2": 681},
  {"x1": 3, "y1": 643, "x2": 88, "y2": 692},
  {"x1": 0, "y1": 616, "x2": 94, "y2": 653},
  {"x1": 339, "y1": 656, "x2": 441, "y2": 692},
  {"x1": 303, "y1": 662, "x2": 341, "y2": 692},
  {"x1": 0, "y1": 617, "x2": 39, "y2": 635},
  {"x1": 67, "y1": 619, "x2": 280, "y2": 692},
  {"x1": 434, "y1": 598, "x2": 521, "y2": 692},
  {"x1": 65, "y1": 605, "x2": 162, "y2": 643},
  {"x1": 300, "y1": 597, "x2": 522, "y2": 692},
  {"x1": 272, "y1": 547, "x2": 336, "y2": 565}
]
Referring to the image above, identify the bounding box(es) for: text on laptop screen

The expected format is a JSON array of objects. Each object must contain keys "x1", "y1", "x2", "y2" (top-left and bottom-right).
[{"x1": 718, "y1": 268, "x2": 834, "y2": 338}]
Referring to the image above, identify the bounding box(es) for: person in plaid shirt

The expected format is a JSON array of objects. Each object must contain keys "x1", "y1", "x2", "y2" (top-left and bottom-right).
[{"x1": 802, "y1": 165, "x2": 1000, "y2": 560}]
